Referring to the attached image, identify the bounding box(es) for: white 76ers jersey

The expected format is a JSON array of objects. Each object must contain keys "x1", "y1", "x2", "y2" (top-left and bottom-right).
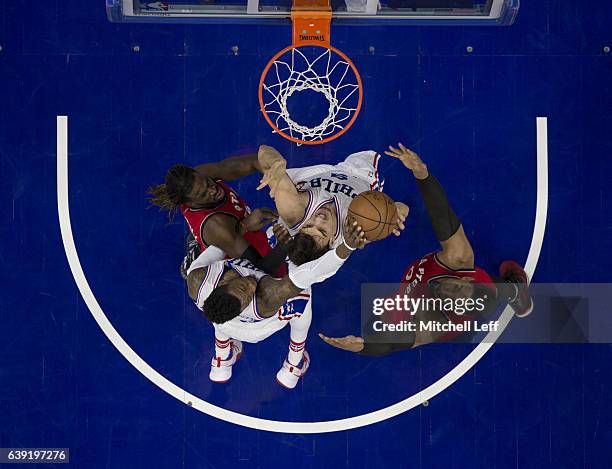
[
  {"x1": 194, "y1": 258, "x2": 312, "y2": 343},
  {"x1": 283, "y1": 150, "x2": 382, "y2": 249}
]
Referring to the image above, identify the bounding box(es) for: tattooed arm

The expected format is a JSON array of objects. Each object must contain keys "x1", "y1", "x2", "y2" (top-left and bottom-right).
[
  {"x1": 255, "y1": 220, "x2": 367, "y2": 317},
  {"x1": 256, "y1": 276, "x2": 305, "y2": 318}
]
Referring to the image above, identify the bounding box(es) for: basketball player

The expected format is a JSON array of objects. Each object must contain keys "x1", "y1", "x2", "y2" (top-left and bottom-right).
[
  {"x1": 256, "y1": 144, "x2": 409, "y2": 265},
  {"x1": 148, "y1": 152, "x2": 286, "y2": 277},
  {"x1": 186, "y1": 219, "x2": 367, "y2": 388},
  {"x1": 319, "y1": 144, "x2": 533, "y2": 356}
]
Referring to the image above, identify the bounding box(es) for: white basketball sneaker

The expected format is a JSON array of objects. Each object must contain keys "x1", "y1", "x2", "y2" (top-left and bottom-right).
[
  {"x1": 276, "y1": 351, "x2": 310, "y2": 389},
  {"x1": 209, "y1": 340, "x2": 243, "y2": 384}
]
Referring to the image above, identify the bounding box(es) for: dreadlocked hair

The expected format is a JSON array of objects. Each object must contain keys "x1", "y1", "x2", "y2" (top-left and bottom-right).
[{"x1": 148, "y1": 164, "x2": 197, "y2": 221}]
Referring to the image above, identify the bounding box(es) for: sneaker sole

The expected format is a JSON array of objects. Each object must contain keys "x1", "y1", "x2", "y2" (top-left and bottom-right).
[
  {"x1": 514, "y1": 302, "x2": 534, "y2": 318},
  {"x1": 276, "y1": 377, "x2": 298, "y2": 390}
]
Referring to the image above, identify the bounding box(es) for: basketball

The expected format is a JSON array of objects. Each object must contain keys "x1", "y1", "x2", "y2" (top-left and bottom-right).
[{"x1": 347, "y1": 191, "x2": 399, "y2": 241}]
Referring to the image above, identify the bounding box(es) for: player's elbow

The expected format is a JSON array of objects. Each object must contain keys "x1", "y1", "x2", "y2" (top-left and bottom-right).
[
  {"x1": 440, "y1": 246, "x2": 474, "y2": 270},
  {"x1": 450, "y1": 250, "x2": 474, "y2": 268},
  {"x1": 258, "y1": 284, "x2": 277, "y2": 310},
  {"x1": 448, "y1": 251, "x2": 474, "y2": 269}
]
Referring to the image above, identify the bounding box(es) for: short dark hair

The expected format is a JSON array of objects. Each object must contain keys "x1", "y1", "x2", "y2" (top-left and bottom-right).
[
  {"x1": 202, "y1": 286, "x2": 242, "y2": 324},
  {"x1": 148, "y1": 164, "x2": 197, "y2": 221},
  {"x1": 287, "y1": 232, "x2": 329, "y2": 265}
]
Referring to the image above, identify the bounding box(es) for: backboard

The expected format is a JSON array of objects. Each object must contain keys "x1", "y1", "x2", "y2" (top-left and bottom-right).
[{"x1": 107, "y1": 0, "x2": 519, "y2": 25}]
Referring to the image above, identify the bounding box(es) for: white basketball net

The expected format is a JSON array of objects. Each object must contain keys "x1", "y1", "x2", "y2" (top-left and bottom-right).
[{"x1": 261, "y1": 47, "x2": 361, "y2": 144}]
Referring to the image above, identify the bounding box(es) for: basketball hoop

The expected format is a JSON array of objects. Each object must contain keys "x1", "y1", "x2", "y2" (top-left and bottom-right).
[{"x1": 259, "y1": 0, "x2": 363, "y2": 145}]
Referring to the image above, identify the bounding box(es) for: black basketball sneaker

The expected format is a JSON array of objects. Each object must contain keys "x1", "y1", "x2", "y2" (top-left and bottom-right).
[
  {"x1": 499, "y1": 260, "x2": 533, "y2": 318},
  {"x1": 180, "y1": 233, "x2": 201, "y2": 280}
]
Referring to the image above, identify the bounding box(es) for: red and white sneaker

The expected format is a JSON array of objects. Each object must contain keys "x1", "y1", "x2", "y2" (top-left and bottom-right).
[
  {"x1": 276, "y1": 351, "x2": 310, "y2": 389},
  {"x1": 499, "y1": 260, "x2": 533, "y2": 318},
  {"x1": 209, "y1": 340, "x2": 243, "y2": 383}
]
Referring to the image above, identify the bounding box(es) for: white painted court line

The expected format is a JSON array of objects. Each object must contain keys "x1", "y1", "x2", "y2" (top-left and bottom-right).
[
  {"x1": 57, "y1": 115, "x2": 548, "y2": 433},
  {"x1": 527, "y1": 117, "x2": 549, "y2": 276}
]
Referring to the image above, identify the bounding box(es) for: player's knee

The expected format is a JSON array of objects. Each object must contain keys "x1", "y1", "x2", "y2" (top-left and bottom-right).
[{"x1": 287, "y1": 233, "x2": 328, "y2": 265}]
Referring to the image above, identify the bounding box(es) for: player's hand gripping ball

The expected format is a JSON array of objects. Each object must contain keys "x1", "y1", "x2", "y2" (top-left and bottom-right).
[
  {"x1": 347, "y1": 191, "x2": 401, "y2": 241},
  {"x1": 342, "y1": 219, "x2": 367, "y2": 250}
]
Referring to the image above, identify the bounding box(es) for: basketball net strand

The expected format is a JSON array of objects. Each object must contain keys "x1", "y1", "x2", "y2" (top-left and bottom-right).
[{"x1": 261, "y1": 47, "x2": 360, "y2": 144}]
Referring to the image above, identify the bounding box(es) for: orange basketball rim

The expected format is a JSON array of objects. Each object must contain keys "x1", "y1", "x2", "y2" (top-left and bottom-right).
[{"x1": 259, "y1": 0, "x2": 363, "y2": 145}]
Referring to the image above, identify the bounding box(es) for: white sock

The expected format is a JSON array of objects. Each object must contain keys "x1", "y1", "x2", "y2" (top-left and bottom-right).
[
  {"x1": 288, "y1": 339, "x2": 305, "y2": 366},
  {"x1": 215, "y1": 337, "x2": 231, "y2": 360}
]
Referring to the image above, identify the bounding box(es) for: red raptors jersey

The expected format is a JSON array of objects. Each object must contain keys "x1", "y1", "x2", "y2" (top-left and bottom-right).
[
  {"x1": 180, "y1": 180, "x2": 271, "y2": 258},
  {"x1": 399, "y1": 252, "x2": 496, "y2": 337},
  {"x1": 401, "y1": 252, "x2": 494, "y2": 297}
]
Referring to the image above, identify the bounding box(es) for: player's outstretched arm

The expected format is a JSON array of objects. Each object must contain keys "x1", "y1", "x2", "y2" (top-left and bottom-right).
[
  {"x1": 286, "y1": 220, "x2": 366, "y2": 292},
  {"x1": 204, "y1": 214, "x2": 293, "y2": 276},
  {"x1": 256, "y1": 145, "x2": 309, "y2": 226},
  {"x1": 318, "y1": 334, "x2": 415, "y2": 356},
  {"x1": 202, "y1": 213, "x2": 254, "y2": 259},
  {"x1": 385, "y1": 143, "x2": 474, "y2": 270},
  {"x1": 194, "y1": 152, "x2": 261, "y2": 181},
  {"x1": 256, "y1": 276, "x2": 305, "y2": 318},
  {"x1": 254, "y1": 223, "x2": 291, "y2": 275},
  {"x1": 256, "y1": 221, "x2": 366, "y2": 317},
  {"x1": 318, "y1": 301, "x2": 448, "y2": 356}
]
